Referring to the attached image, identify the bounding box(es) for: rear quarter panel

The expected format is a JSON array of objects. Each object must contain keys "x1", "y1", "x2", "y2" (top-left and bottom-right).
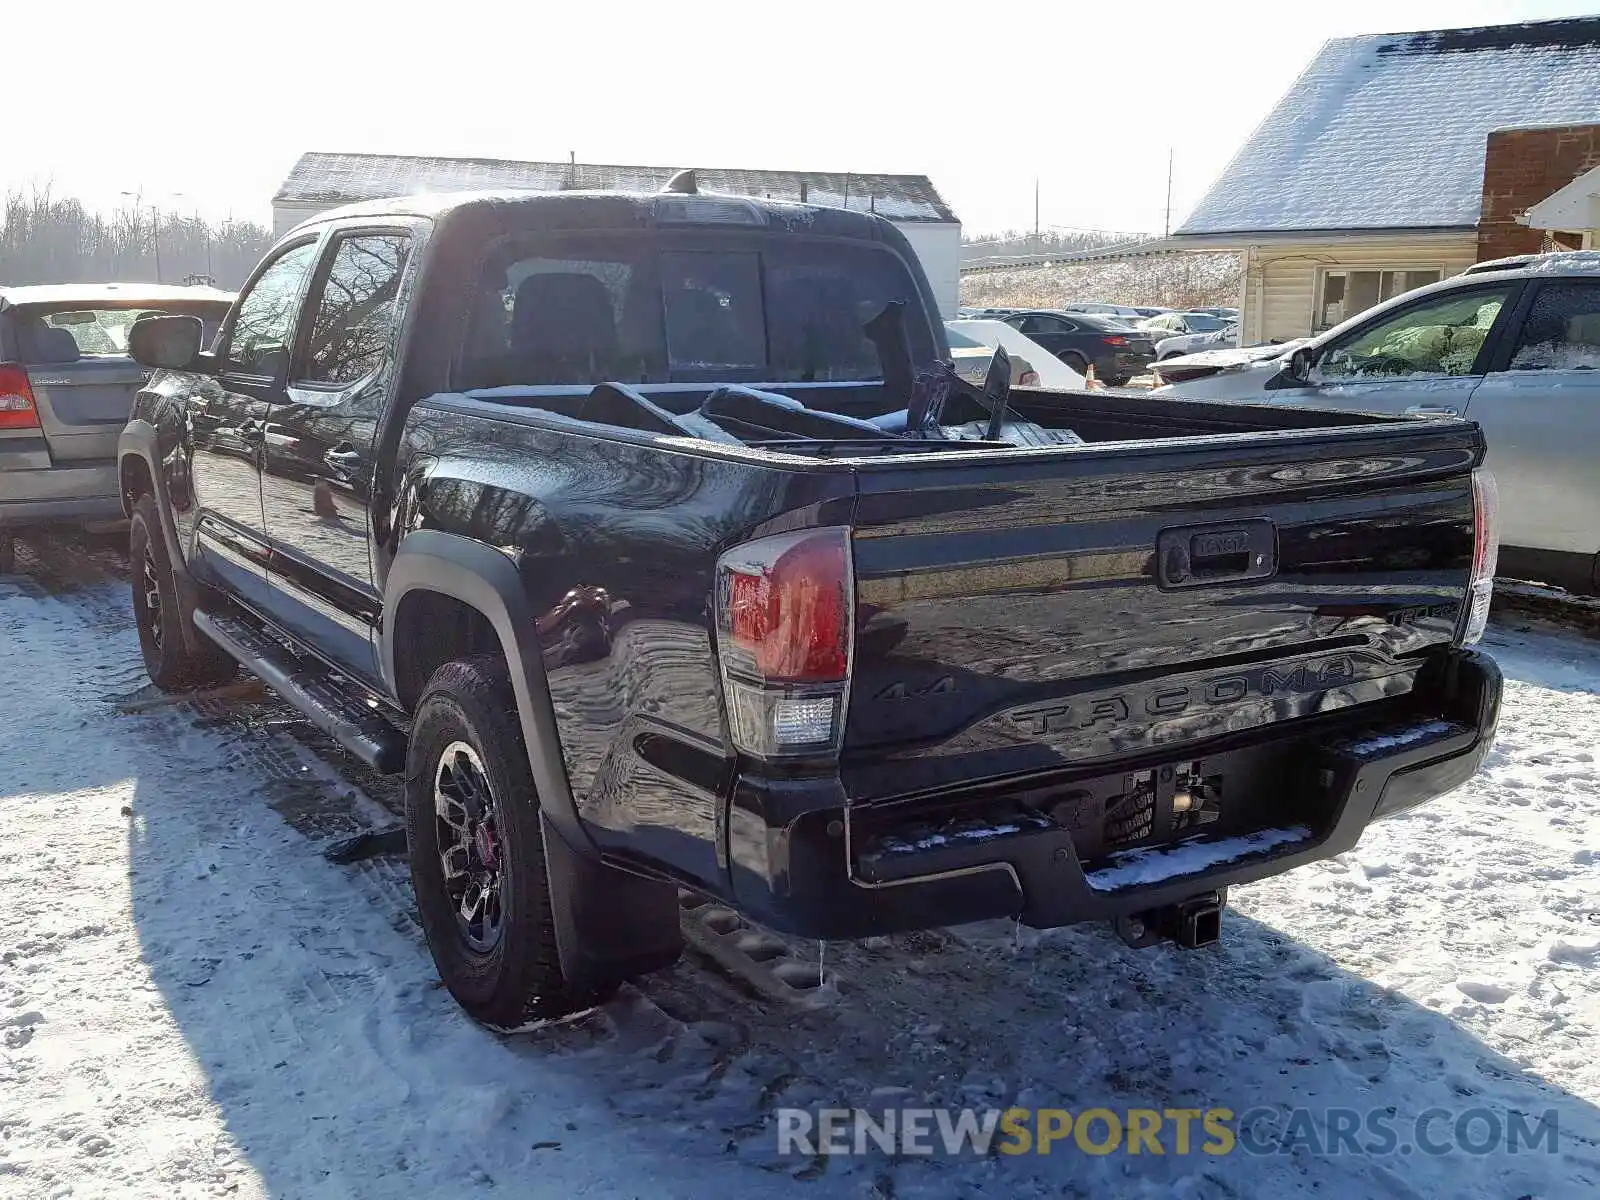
[{"x1": 393, "y1": 399, "x2": 856, "y2": 887}]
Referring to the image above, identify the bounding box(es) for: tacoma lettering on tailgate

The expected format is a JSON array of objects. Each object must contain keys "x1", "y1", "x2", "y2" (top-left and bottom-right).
[{"x1": 1010, "y1": 656, "x2": 1359, "y2": 736}]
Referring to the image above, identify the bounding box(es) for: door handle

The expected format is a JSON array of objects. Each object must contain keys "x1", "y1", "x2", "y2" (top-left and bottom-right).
[
  {"x1": 1157, "y1": 519, "x2": 1277, "y2": 589},
  {"x1": 1404, "y1": 404, "x2": 1459, "y2": 417}
]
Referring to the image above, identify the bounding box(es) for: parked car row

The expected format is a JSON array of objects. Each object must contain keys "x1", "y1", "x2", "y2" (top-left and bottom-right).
[
  {"x1": 1133, "y1": 311, "x2": 1240, "y2": 360},
  {"x1": 990, "y1": 310, "x2": 1160, "y2": 385},
  {"x1": 946, "y1": 320, "x2": 1087, "y2": 389},
  {"x1": 1156, "y1": 250, "x2": 1600, "y2": 595}
]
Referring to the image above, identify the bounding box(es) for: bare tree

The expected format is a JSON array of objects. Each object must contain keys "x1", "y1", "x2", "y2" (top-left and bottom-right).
[
  {"x1": 0, "y1": 189, "x2": 272, "y2": 289},
  {"x1": 961, "y1": 253, "x2": 1243, "y2": 312}
]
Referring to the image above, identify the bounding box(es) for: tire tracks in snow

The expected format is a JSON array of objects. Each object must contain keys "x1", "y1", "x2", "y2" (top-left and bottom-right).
[{"x1": 8, "y1": 542, "x2": 1600, "y2": 1197}]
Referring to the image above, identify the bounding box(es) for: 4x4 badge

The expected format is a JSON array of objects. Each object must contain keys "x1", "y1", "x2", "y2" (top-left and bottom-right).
[{"x1": 875, "y1": 676, "x2": 956, "y2": 702}]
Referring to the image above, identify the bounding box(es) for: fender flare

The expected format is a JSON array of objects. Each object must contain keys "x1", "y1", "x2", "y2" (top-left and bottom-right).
[
  {"x1": 119, "y1": 420, "x2": 187, "y2": 566},
  {"x1": 118, "y1": 419, "x2": 207, "y2": 655},
  {"x1": 382, "y1": 529, "x2": 594, "y2": 856}
]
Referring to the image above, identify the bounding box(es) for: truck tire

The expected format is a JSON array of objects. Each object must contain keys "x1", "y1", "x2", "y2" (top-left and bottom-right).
[
  {"x1": 405, "y1": 656, "x2": 613, "y2": 1027},
  {"x1": 130, "y1": 494, "x2": 237, "y2": 691}
]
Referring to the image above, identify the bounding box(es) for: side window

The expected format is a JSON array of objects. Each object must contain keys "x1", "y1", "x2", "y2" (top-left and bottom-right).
[
  {"x1": 225, "y1": 242, "x2": 320, "y2": 376},
  {"x1": 1315, "y1": 286, "x2": 1514, "y2": 381},
  {"x1": 296, "y1": 234, "x2": 412, "y2": 386},
  {"x1": 1505, "y1": 281, "x2": 1600, "y2": 371},
  {"x1": 1018, "y1": 315, "x2": 1069, "y2": 335}
]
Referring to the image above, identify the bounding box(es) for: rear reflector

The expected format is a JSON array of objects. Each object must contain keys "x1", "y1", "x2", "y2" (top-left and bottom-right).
[
  {"x1": 0, "y1": 363, "x2": 38, "y2": 429},
  {"x1": 1460, "y1": 469, "x2": 1499, "y2": 646},
  {"x1": 715, "y1": 527, "x2": 853, "y2": 757}
]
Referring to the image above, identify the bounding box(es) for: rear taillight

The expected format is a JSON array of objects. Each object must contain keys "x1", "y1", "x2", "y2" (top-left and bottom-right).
[
  {"x1": 0, "y1": 363, "x2": 38, "y2": 430},
  {"x1": 1101, "y1": 336, "x2": 1128, "y2": 346},
  {"x1": 1019, "y1": 369, "x2": 1040, "y2": 387},
  {"x1": 714, "y1": 526, "x2": 853, "y2": 757},
  {"x1": 1460, "y1": 469, "x2": 1499, "y2": 646}
]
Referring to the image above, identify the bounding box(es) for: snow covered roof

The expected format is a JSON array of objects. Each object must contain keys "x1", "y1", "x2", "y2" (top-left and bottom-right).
[
  {"x1": 275, "y1": 152, "x2": 958, "y2": 223},
  {"x1": 1176, "y1": 18, "x2": 1600, "y2": 238}
]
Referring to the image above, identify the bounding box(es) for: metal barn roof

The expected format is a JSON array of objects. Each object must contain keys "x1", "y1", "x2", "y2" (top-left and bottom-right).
[{"x1": 276, "y1": 152, "x2": 958, "y2": 223}]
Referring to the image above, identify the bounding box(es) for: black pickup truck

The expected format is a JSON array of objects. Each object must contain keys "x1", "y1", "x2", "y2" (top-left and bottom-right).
[{"x1": 119, "y1": 187, "x2": 1502, "y2": 1027}]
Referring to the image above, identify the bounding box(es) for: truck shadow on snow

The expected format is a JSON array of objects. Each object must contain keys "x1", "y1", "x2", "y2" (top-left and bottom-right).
[{"x1": 111, "y1": 750, "x2": 1600, "y2": 1197}]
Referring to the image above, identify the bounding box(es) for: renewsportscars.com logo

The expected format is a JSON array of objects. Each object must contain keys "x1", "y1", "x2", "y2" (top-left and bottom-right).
[{"x1": 775, "y1": 1106, "x2": 1562, "y2": 1159}]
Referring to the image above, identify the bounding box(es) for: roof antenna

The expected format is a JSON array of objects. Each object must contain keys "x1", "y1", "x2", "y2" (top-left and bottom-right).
[{"x1": 662, "y1": 168, "x2": 698, "y2": 195}]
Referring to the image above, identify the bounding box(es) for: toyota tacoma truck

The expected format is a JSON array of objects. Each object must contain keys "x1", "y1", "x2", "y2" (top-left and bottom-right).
[{"x1": 118, "y1": 186, "x2": 1503, "y2": 1027}]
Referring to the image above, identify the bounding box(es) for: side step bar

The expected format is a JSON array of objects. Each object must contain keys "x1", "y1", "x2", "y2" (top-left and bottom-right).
[{"x1": 191, "y1": 607, "x2": 407, "y2": 774}]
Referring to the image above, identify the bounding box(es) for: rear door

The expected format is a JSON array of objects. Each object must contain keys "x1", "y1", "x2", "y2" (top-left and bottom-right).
[
  {"x1": 1464, "y1": 276, "x2": 1600, "y2": 572},
  {"x1": 8, "y1": 304, "x2": 221, "y2": 462},
  {"x1": 1274, "y1": 282, "x2": 1521, "y2": 417}
]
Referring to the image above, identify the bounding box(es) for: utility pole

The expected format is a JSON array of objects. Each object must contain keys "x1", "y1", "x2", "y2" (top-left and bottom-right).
[
  {"x1": 1034, "y1": 176, "x2": 1040, "y2": 245},
  {"x1": 151, "y1": 206, "x2": 162, "y2": 283},
  {"x1": 1163, "y1": 148, "x2": 1174, "y2": 238}
]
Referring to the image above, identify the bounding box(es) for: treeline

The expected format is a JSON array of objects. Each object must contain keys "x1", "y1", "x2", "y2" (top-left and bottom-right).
[
  {"x1": 962, "y1": 228, "x2": 1147, "y2": 261},
  {"x1": 961, "y1": 252, "x2": 1243, "y2": 312},
  {"x1": 0, "y1": 191, "x2": 273, "y2": 290}
]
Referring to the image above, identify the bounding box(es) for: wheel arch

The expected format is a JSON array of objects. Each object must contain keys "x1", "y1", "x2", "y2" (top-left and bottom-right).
[
  {"x1": 385, "y1": 530, "x2": 682, "y2": 990},
  {"x1": 119, "y1": 419, "x2": 206, "y2": 655},
  {"x1": 382, "y1": 529, "x2": 591, "y2": 855}
]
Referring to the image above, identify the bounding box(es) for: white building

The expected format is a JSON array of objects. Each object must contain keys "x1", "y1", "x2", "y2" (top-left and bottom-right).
[
  {"x1": 1526, "y1": 164, "x2": 1600, "y2": 250},
  {"x1": 273, "y1": 152, "x2": 962, "y2": 316},
  {"x1": 1169, "y1": 18, "x2": 1600, "y2": 344}
]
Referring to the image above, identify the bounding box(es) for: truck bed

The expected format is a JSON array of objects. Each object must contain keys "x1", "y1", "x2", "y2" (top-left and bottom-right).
[
  {"x1": 433, "y1": 379, "x2": 1408, "y2": 457},
  {"x1": 400, "y1": 381, "x2": 1484, "y2": 905}
]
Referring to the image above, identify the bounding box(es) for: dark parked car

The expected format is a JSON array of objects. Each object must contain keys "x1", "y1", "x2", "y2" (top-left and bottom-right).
[
  {"x1": 0, "y1": 284, "x2": 232, "y2": 571},
  {"x1": 997, "y1": 309, "x2": 1157, "y2": 384},
  {"x1": 121, "y1": 188, "x2": 1500, "y2": 1027}
]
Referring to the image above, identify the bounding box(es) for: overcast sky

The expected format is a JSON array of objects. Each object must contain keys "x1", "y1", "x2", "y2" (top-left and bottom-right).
[{"x1": 9, "y1": 0, "x2": 1596, "y2": 237}]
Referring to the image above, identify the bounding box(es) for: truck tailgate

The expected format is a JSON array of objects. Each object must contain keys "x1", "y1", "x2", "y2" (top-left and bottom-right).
[{"x1": 842, "y1": 421, "x2": 1482, "y2": 800}]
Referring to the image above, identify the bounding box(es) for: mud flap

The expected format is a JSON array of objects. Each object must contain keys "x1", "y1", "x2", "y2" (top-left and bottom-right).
[{"x1": 541, "y1": 812, "x2": 684, "y2": 991}]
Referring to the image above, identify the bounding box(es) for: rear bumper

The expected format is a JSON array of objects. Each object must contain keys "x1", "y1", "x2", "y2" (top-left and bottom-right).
[
  {"x1": 726, "y1": 648, "x2": 1501, "y2": 939},
  {"x1": 0, "y1": 461, "x2": 122, "y2": 528},
  {"x1": 1097, "y1": 349, "x2": 1156, "y2": 383}
]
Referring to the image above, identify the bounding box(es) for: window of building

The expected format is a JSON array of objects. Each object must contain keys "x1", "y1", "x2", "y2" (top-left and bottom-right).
[{"x1": 1316, "y1": 268, "x2": 1443, "y2": 331}]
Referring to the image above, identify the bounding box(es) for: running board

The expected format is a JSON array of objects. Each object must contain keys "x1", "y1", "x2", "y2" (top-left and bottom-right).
[{"x1": 191, "y1": 607, "x2": 407, "y2": 774}]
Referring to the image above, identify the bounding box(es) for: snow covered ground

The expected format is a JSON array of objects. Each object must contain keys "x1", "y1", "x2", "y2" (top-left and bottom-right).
[{"x1": 2, "y1": 555, "x2": 1599, "y2": 1198}]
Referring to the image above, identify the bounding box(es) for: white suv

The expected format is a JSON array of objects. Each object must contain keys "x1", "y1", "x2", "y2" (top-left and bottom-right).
[{"x1": 1156, "y1": 251, "x2": 1600, "y2": 595}]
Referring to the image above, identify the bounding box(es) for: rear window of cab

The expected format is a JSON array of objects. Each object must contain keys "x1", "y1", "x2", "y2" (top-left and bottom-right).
[{"x1": 456, "y1": 234, "x2": 935, "y2": 388}]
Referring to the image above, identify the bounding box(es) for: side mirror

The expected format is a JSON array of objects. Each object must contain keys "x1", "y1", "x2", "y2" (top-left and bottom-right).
[
  {"x1": 129, "y1": 314, "x2": 204, "y2": 371},
  {"x1": 1286, "y1": 346, "x2": 1314, "y2": 383}
]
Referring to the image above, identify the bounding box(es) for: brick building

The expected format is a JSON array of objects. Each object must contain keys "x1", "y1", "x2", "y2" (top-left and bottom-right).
[{"x1": 1479, "y1": 124, "x2": 1600, "y2": 261}]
